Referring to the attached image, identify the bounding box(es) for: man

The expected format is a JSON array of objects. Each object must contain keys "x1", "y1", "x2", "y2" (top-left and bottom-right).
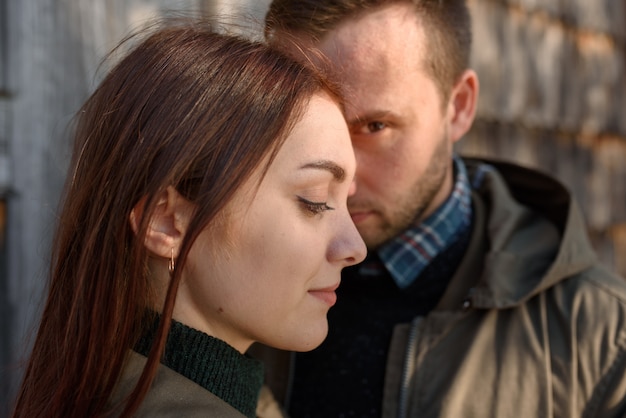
[{"x1": 252, "y1": 1, "x2": 626, "y2": 417}]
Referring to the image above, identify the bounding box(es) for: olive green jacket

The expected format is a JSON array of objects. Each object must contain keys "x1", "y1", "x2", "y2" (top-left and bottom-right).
[
  {"x1": 109, "y1": 351, "x2": 246, "y2": 417},
  {"x1": 109, "y1": 351, "x2": 285, "y2": 417},
  {"x1": 254, "y1": 158, "x2": 626, "y2": 418}
]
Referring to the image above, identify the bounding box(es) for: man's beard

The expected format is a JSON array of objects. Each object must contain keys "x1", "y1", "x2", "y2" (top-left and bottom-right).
[{"x1": 351, "y1": 137, "x2": 451, "y2": 250}]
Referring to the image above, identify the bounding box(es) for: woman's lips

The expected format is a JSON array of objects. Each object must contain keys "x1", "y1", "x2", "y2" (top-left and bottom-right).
[{"x1": 309, "y1": 283, "x2": 339, "y2": 306}]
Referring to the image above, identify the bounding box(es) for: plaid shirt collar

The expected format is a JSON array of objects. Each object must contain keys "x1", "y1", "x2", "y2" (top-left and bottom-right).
[{"x1": 367, "y1": 156, "x2": 473, "y2": 289}]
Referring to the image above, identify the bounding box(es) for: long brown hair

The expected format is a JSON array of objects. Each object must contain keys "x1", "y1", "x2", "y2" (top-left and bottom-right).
[{"x1": 12, "y1": 18, "x2": 341, "y2": 418}]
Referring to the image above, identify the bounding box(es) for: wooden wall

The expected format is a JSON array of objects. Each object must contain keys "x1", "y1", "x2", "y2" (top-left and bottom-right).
[{"x1": 460, "y1": 0, "x2": 626, "y2": 276}]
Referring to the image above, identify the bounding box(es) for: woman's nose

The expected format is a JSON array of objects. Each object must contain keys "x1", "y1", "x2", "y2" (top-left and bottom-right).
[{"x1": 333, "y1": 214, "x2": 367, "y2": 267}]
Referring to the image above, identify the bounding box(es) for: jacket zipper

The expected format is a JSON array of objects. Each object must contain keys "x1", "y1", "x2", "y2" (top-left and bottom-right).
[{"x1": 397, "y1": 317, "x2": 422, "y2": 418}]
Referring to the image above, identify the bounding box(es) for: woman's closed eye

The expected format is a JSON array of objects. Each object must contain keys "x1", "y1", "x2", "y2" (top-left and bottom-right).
[{"x1": 297, "y1": 196, "x2": 335, "y2": 216}]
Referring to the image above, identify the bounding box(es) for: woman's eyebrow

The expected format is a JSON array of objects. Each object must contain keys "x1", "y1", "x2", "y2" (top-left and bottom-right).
[{"x1": 299, "y1": 160, "x2": 346, "y2": 182}]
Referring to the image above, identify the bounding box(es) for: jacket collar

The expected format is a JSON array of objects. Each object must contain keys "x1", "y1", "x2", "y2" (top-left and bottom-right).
[{"x1": 437, "y1": 158, "x2": 596, "y2": 310}]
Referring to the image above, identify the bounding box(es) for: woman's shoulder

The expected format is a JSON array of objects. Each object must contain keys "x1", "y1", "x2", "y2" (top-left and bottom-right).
[{"x1": 110, "y1": 351, "x2": 246, "y2": 418}]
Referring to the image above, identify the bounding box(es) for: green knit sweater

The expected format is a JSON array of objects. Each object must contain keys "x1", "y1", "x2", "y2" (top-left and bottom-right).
[{"x1": 135, "y1": 316, "x2": 264, "y2": 418}]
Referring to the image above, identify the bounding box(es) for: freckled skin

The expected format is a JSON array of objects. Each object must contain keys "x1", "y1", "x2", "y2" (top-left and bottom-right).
[{"x1": 314, "y1": 3, "x2": 463, "y2": 249}]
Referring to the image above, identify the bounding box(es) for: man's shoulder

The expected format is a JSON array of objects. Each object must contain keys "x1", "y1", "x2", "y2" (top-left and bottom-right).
[
  {"x1": 543, "y1": 264, "x2": 626, "y2": 347},
  {"x1": 559, "y1": 263, "x2": 626, "y2": 308}
]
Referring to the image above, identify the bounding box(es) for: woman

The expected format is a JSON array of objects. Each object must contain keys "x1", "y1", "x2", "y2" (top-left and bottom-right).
[{"x1": 11, "y1": 20, "x2": 365, "y2": 418}]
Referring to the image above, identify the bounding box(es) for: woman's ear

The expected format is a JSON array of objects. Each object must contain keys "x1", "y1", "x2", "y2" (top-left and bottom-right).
[
  {"x1": 129, "y1": 186, "x2": 194, "y2": 259},
  {"x1": 447, "y1": 68, "x2": 479, "y2": 143}
]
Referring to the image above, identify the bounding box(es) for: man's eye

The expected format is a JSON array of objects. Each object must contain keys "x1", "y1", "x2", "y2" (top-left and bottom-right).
[
  {"x1": 352, "y1": 121, "x2": 387, "y2": 135},
  {"x1": 297, "y1": 196, "x2": 335, "y2": 216},
  {"x1": 367, "y1": 121, "x2": 386, "y2": 132}
]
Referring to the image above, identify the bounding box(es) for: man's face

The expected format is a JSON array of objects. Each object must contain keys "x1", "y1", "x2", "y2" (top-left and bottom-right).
[{"x1": 316, "y1": 3, "x2": 457, "y2": 249}]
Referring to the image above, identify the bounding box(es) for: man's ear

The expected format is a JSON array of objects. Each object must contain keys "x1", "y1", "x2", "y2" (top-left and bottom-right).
[
  {"x1": 447, "y1": 68, "x2": 479, "y2": 143},
  {"x1": 129, "y1": 186, "x2": 194, "y2": 259}
]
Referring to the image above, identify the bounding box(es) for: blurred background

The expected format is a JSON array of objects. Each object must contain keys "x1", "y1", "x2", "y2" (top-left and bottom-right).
[{"x1": 0, "y1": 0, "x2": 624, "y2": 414}]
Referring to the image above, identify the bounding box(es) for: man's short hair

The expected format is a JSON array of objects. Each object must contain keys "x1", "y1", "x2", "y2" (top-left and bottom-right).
[{"x1": 265, "y1": 0, "x2": 472, "y2": 102}]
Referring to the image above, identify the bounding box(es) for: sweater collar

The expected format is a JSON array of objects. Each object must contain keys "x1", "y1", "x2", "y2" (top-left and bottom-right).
[{"x1": 135, "y1": 316, "x2": 264, "y2": 418}]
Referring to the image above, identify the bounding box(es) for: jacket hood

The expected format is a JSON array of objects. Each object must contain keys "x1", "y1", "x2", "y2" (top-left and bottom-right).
[{"x1": 462, "y1": 158, "x2": 597, "y2": 309}]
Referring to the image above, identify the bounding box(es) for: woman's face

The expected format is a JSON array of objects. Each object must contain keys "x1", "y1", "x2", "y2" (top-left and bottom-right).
[{"x1": 175, "y1": 93, "x2": 366, "y2": 353}]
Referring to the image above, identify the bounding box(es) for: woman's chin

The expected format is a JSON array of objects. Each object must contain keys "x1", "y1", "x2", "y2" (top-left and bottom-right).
[{"x1": 265, "y1": 322, "x2": 329, "y2": 352}]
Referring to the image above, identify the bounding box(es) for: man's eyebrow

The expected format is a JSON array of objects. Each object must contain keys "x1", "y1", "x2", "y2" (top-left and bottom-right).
[
  {"x1": 300, "y1": 160, "x2": 346, "y2": 182},
  {"x1": 347, "y1": 110, "x2": 395, "y2": 127}
]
